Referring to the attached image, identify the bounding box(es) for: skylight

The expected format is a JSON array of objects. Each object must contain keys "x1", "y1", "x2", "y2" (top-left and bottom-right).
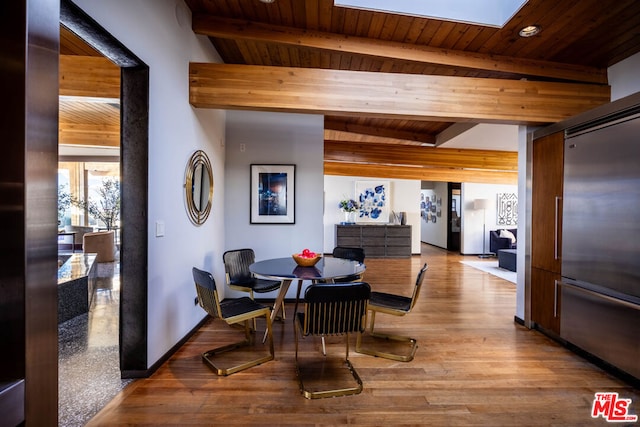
[{"x1": 334, "y1": 0, "x2": 529, "y2": 28}]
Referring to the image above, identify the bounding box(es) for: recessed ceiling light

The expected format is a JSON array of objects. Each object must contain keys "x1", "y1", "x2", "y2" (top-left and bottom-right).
[
  {"x1": 519, "y1": 25, "x2": 541, "y2": 37},
  {"x1": 259, "y1": 0, "x2": 275, "y2": 3}
]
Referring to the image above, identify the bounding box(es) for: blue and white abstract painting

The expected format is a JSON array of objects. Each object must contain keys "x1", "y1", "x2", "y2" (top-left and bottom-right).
[{"x1": 355, "y1": 181, "x2": 390, "y2": 223}]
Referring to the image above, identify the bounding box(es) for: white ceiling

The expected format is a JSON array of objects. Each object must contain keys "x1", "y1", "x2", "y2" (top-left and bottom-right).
[{"x1": 437, "y1": 123, "x2": 519, "y2": 151}]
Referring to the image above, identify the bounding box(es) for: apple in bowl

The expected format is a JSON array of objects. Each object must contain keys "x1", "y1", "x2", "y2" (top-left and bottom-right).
[{"x1": 292, "y1": 248, "x2": 322, "y2": 267}]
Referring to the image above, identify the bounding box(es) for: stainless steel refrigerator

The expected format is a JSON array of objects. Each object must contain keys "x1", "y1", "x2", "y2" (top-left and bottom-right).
[{"x1": 561, "y1": 112, "x2": 640, "y2": 380}]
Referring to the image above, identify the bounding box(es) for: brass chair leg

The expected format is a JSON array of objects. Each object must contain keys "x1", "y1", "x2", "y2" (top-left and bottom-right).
[
  {"x1": 355, "y1": 313, "x2": 418, "y2": 362},
  {"x1": 202, "y1": 311, "x2": 274, "y2": 376},
  {"x1": 295, "y1": 331, "x2": 364, "y2": 399}
]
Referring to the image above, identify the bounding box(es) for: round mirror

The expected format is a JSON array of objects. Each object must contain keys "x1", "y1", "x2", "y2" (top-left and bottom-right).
[{"x1": 185, "y1": 150, "x2": 213, "y2": 225}]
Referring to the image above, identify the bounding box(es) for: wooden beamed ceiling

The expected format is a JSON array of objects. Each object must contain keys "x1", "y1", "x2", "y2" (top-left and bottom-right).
[
  {"x1": 189, "y1": 63, "x2": 609, "y2": 124},
  {"x1": 184, "y1": 0, "x2": 640, "y2": 183},
  {"x1": 188, "y1": 62, "x2": 608, "y2": 183},
  {"x1": 60, "y1": 1, "x2": 640, "y2": 184},
  {"x1": 59, "y1": 32, "x2": 121, "y2": 149},
  {"x1": 191, "y1": 14, "x2": 608, "y2": 85},
  {"x1": 324, "y1": 140, "x2": 519, "y2": 184}
]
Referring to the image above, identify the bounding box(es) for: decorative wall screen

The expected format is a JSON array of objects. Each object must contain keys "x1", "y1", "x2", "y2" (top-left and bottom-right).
[{"x1": 497, "y1": 193, "x2": 518, "y2": 226}]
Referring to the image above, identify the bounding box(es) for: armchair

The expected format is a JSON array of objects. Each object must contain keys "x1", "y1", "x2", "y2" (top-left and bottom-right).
[{"x1": 83, "y1": 230, "x2": 115, "y2": 262}]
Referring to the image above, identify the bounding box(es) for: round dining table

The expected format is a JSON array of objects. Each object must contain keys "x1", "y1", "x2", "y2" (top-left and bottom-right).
[{"x1": 249, "y1": 256, "x2": 366, "y2": 340}]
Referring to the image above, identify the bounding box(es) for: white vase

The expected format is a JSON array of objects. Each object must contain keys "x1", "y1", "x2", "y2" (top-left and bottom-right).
[{"x1": 343, "y1": 211, "x2": 355, "y2": 224}]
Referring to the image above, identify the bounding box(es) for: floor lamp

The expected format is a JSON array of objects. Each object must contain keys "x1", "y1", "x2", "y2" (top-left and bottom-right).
[{"x1": 474, "y1": 198, "x2": 491, "y2": 258}]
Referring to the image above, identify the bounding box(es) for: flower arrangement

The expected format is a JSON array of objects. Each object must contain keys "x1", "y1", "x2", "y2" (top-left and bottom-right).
[{"x1": 338, "y1": 198, "x2": 359, "y2": 212}]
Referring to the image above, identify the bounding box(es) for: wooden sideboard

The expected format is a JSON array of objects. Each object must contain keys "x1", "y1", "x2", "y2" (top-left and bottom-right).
[{"x1": 335, "y1": 224, "x2": 411, "y2": 258}]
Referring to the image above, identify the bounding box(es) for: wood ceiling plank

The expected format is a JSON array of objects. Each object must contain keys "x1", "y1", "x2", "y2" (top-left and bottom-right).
[
  {"x1": 59, "y1": 55, "x2": 120, "y2": 98},
  {"x1": 324, "y1": 141, "x2": 517, "y2": 171},
  {"x1": 189, "y1": 63, "x2": 610, "y2": 124},
  {"x1": 324, "y1": 130, "x2": 423, "y2": 146},
  {"x1": 59, "y1": 122, "x2": 120, "y2": 147},
  {"x1": 192, "y1": 15, "x2": 607, "y2": 84},
  {"x1": 324, "y1": 119, "x2": 436, "y2": 144},
  {"x1": 324, "y1": 161, "x2": 517, "y2": 185}
]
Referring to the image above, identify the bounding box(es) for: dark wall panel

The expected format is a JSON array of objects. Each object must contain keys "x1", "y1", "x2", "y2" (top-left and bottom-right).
[{"x1": 1, "y1": 0, "x2": 60, "y2": 425}]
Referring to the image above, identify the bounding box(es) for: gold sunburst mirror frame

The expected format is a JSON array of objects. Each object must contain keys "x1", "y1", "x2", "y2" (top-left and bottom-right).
[{"x1": 185, "y1": 150, "x2": 214, "y2": 225}]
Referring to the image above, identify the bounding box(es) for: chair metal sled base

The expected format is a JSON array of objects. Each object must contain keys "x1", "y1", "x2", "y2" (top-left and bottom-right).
[
  {"x1": 356, "y1": 332, "x2": 417, "y2": 362},
  {"x1": 202, "y1": 339, "x2": 274, "y2": 376},
  {"x1": 295, "y1": 359, "x2": 364, "y2": 399}
]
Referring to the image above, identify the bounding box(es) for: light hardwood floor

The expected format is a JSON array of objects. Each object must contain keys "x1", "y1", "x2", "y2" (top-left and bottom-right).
[{"x1": 87, "y1": 244, "x2": 639, "y2": 426}]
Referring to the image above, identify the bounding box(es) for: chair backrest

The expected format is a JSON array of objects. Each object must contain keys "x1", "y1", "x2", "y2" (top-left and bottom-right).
[
  {"x1": 223, "y1": 249, "x2": 255, "y2": 284},
  {"x1": 300, "y1": 282, "x2": 371, "y2": 336},
  {"x1": 408, "y1": 263, "x2": 428, "y2": 312},
  {"x1": 332, "y1": 246, "x2": 365, "y2": 263},
  {"x1": 192, "y1": 267, "x2": 222, "y2": 319}
]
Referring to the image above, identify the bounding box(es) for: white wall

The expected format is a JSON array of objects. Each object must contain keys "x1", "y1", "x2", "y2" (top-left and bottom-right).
[
  {"x1": 460, "y1": 182, "x2": 518, "y2": 255},
  {"x1": 72, "y1": 0, "x2": 226, "y2": 367},
  {"x1": 608, "y1": 52, "x2": 640, "y2": 101},
  {"x1": 225, "y1": 111, "x2": 325, "y2": 299},
  {"x1": 323, "y1": 176, "x2": 421, "y2": 254},
  {"x1": 420, "y1": 182, "x2": 449, "y2": 248}
]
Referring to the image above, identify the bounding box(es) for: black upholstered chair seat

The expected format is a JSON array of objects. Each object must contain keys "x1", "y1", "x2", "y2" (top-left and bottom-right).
[
  {"x1": 220, "y1": 297, "x2": 268, "y2": 319},
  {"x1": 369, "y1": 291, "x2": 412, "y2": 312}
]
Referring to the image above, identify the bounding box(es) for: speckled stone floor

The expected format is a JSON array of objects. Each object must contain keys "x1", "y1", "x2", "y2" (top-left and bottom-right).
[{"x1": 58, "y1": 261, "x2": 134, "y2": 427}]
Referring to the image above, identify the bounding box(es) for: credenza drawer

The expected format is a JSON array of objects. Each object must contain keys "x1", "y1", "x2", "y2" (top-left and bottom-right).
[
  {"x1": 338, "y1": 237, "x2": 361, "y2": 246},
  {"x1": 387, "y1": 236, "x2": 410, "y2": 247},
  {"x1": 387, "y1": 226, "x2": 411, "y2": 237},
  {"x1": 362, "y1": 227, "x2": 386, "y2": 237}
]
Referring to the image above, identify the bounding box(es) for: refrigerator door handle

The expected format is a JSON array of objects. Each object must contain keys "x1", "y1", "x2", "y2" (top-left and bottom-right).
[
  {"x1": 559, "y1": 280, "x2": 640, "y2": 311},
  {"x1": 554, "y1": 196, "x2": 561, "y2": 260},
  {"x1": 554, "y1": 279, "x2": 558, "y2": 317}
]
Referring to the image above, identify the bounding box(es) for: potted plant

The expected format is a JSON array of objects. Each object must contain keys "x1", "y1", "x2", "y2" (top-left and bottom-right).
[
  {"x1": 67, "y1": 177, "x2": 121, "y2": 231},
  {"x1": 338, "y1": 198, "x2": 358, "y2": 224}
]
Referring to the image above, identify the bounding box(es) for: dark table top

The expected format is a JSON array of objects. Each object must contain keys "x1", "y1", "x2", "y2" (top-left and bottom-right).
[{"x1": 250, "y1": 256, "x2": 365, "y2": 281}]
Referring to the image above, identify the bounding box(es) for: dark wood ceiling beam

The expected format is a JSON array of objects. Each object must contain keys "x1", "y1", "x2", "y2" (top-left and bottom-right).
[
  {"x1": 325, "y1": 140, "x2": 517, "y2": 171},
  {"x1": 324, "y1": 161, "x2": 517, "y2": 185},
  {"x1": 192, "y1": 14, "x2": 608, "y2": 85},
  {"x1": 324, "y1": 118, "x2": 436, "y2": 145},
  {"x1": 189, "y1": 63, "x2": 610, "y2": 124}
]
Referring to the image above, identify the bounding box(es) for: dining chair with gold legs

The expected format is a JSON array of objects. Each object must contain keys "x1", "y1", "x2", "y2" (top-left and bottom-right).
[
  {"x1": 223, "y1": 249, "x2": 285, "y2": 329},
  {"x1": 192, "y1": 267, "x2": 274, "y2": 376},
  {"x1": 356, "y1": 262, "x2": 428, "y2": 362},
  {"x1": 294, "y1": 282, "x2": 370, "y2": 399},
  {"x1": 330, "y1": 246, "x2": 365, "y2": 282}
]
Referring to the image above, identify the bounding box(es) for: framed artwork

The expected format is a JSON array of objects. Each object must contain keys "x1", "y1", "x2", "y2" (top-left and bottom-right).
[
  {"x1": 355, "y1": 180, "x2": 390, "y2": 223},
  {"x1": 250, "y1": 164, "x2": 295, "y2": 224},
  {"x1": 497, "y1": 192, "x2": 518, "y2": 226}
]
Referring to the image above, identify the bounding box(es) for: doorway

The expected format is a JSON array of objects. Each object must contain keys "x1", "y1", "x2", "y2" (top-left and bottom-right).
[
  {"x1": 60, "y1": 0, "x2": 149, "y2": 376},
  {"x1": 447, "y1": 183, "x2": 461, "y2": 252}
]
